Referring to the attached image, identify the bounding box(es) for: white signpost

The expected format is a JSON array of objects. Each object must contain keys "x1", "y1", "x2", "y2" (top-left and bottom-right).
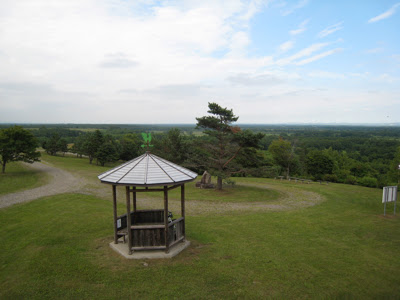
[{"x1": 382, "y1": 186, "x2": 397, "y2": 216}]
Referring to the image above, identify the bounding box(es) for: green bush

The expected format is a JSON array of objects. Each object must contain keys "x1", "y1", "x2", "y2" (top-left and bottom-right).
[
  {"x1": 358, "y1": 176, "x2": 378, "y2": 188},
  {"x1": 323, "y1": 174, "x2": 338, "y2": 182},
  {"x1": 345, "y1": 175, "x2": 357, "y2": 185}
]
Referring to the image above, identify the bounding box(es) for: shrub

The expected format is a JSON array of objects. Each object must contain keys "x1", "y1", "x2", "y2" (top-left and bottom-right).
[
  {"x1": 247, "y1": 166, "x2": 280, "y2": 178},
  {"x1": 358, "y1": 176, "x2": 378, "y2": 188},
  {"x1": 323, "y1": 174, "x2": 338, "y2": 182},
  {"x1": 345, "y1": 175, "x2": 357, "y2": 185}
]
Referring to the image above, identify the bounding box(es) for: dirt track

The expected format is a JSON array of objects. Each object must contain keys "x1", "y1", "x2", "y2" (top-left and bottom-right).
[{"x1": 0, "y1": 161, "x2": 86, "y2": 209}]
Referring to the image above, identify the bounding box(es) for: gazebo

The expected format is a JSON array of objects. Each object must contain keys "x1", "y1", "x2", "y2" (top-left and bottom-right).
[{"x1": 98, "y1": 152, "x2": 197, "y2": 257}]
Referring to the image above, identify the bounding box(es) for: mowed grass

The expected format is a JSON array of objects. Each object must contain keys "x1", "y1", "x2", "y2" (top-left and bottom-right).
[
  {"x1": 41, "y1": 153, "x2": 282, "y2": 204},
  {"x1": 167, "y1": 181, "x2": 281, "y2": 203},
  {"x1": 0, "y1": 162, "x2": 49, "y2": 196},
  {"x1": 1, "y1": 175, "x2": 400, "y2": 298}
]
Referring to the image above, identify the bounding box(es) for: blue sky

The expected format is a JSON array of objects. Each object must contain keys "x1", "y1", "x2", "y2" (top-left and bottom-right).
[{"x1": 0, "y1": 0, "x2": 399, "y2": 124}]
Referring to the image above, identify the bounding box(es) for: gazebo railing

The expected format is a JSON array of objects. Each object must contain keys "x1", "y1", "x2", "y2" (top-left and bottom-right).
[
  {"x1": 116, "y1": 209, "x2": 185, "y2": 251},
  {"x1": 168, "y1": 217, "x2": 185, "y2": 247}
]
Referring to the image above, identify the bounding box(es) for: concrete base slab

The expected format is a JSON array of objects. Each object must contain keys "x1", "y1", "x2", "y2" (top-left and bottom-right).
[{"x1": 109, "y1": 240, "x2": 190, "y2": 259}]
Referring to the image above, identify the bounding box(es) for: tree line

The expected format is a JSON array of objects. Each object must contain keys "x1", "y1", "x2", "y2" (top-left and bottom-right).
[{"x1": 1, "y1": 103, "x2": 399, "y2": 188}]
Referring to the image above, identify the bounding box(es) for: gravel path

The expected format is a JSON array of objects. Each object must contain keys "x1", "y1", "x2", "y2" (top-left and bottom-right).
[{"x1": 0, "y1": 161, "x2": 86, "y2": 209}]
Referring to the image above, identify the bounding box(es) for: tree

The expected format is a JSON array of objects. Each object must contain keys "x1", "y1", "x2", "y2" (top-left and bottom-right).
[
  {"x1": 57, "y1": 138, "x2": 68, "y2": 156},
  {"x1": 83, "y1": 130, "x2": 104, "y2": 164},
  {"x1": 71, "y1": 135, "x2": 86, "y2": 158},
  {"x1": 306, "y1": 149, "x2": 334, "y2": 180},
  {"x1": 196, "y1": 102, "x2": 264, "y2": 190},
  {"x1": 43, "y1": 133, "x2": 60, "y2": 155},
  {"x1": 268, "y1": 137, "x2": 297, "y2": 179},
  {"x1": 119, "y1": 133, "x2": 142, "y2": 161},
  {"x1": 43, "y1": 133, "x2": 68, "y2": 156},
  {"x1": 153, "y1": 129, "x2": 187, "y2": 164},
  {"x1": 387, "y1": 146, "x2": 400, "y2": 185},
  {"x1": 96, "y1": 142, "x2": 119, "y2": 166},
  {"x1": 0, "y1": 126, "x2": 41, "y2": 173}
]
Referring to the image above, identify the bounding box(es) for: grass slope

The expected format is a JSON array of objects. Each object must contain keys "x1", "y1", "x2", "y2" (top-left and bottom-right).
[
  {"x1": 1, "y1": 181, "x2": 399, "y2": 298},
  {"x1": 0, "y1": 162, "x2": 49, "y2": 196},
  {"x1": 1, "y1": 154, "x2": 399, "y2": 298}
]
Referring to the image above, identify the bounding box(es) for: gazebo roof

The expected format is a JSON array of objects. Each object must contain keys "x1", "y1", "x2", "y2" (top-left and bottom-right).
[{"x1": 98, "y1": 152, "x2": 197, "y2": 186}]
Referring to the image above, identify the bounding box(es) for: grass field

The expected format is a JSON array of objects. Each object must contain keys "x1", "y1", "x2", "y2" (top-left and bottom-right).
[
  {"x1": 0, "y1": 162, "x2": 49, "y2": 196},
  {"x1": 1, "y1": 154, "x2": 399, "y2": 299}
]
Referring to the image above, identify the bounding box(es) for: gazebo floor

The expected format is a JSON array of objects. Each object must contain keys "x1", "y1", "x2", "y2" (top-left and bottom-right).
[{"x1": 109, "y1": 240, "x2": 191, "y2": 259}]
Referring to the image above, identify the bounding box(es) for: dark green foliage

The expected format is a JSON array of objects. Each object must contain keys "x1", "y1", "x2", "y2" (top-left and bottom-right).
[
  {"x1": 306, "y1": 150, "x2": 334, "y2": 180},
  {"x1": 358, "y1": 176, "x2": 378, "y2": 188},
  {"x1": 387, "y1": 146, "x2": 400, "y2": 184},
  {"x1": 42, "y1": 133, "x2": 68, "y2": 156},
  {"x1": 268, "y1": 138, "x2": 297, "y2": 179},
  {"x1": 153, "y1": 128, "x2": 187, "y2": 164},
  {"x1": 195, "y1": 102, "x2": 264, "y2": 189},
  {"x1": 5, "y1": 122, "x2": 399, "y2": 188},
  {"x1": 119, "y1": 133, "x2": 142, "y2": 161},
  {"x1": 345, "y1": 175, "x2": 357, "y2": 185},
  {"x1": 83, "y1": 130, "x2": 104, "y2": 164},
  {"x1": 0, "y1": 126, "x2": 40, "y2": 173},
  {"x1": 71, "y1": 135, "x2": 86, "y2": 158},
  {"x1": 95, "y1": 142, "x2": 119, "y2": 166}
]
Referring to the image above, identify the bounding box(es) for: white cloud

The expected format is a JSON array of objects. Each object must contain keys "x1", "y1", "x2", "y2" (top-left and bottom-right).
[
  {"x1": 276, "y1": 42, "x2": 330, "y2": 65},
  {"x1": 0, "y1": 0, "x2": 398, "y2": 124},
  {"x1": 239, "y1": 0, "x2": 269, "y2": 21},
  {"x1": 295, "y1": 48, "x2": 343, "y2": 65},
  {"x1": 279, "y1": 40, "x2": 294, "y2": 52},
  {"x1": 317, "y1": 22, "x2": 344, "y2": 38},
  {"x1": 290, "y1": 19, "x2": 309, "y2": 35},
  {"x1": 227, "y1": 73, "x2": 285, "y2": 86},
  {"x1": 99, "y1": 53, "x2": 138, "y2": 68},
  {"x1": 308, "y1": 71, "x2": 346, "y2": 79},
  {"x1": 281, "y1": 0, "x2": 309, "y2": 16},
  {"x1": 368, "y1": 3, "x2": 400, "y2": 23}
]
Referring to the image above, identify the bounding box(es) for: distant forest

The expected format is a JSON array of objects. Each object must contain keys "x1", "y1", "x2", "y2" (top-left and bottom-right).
[{"x1": 2, "y1": 123, "x2": 399, "y2": 188}]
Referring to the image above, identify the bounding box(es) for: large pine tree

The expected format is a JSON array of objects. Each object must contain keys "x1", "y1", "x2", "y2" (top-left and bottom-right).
[{"x1": 196, "y1": 102, "x2": 263, "y2": 190}]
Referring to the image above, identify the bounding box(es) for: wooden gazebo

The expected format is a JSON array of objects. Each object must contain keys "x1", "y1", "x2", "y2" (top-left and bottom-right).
[{"x1": 98, "y1": 152, "x2": 197, "y2": 255}]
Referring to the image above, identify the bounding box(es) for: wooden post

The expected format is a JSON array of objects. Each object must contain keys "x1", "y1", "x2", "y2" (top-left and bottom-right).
[
  {"x1": 164, "y1": 186, "x2": 169, "y2": 253},
  {"x1": 112, "y1": 185, "x2": 118, "y2": 244},
  {"x1": 126, "y1": 186, "x2": 132, "y2": 254},
  {"x1": 133, "y1": 186, "x2": 137, "y2": 212},
  {"x1": 181, "y1": 184, "x2": 185, "y2": 241}
]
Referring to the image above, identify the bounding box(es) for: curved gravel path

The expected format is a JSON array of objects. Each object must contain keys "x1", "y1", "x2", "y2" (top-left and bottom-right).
[{"x1": 0, "y1": 161, "x2": 86, "y2": 209}]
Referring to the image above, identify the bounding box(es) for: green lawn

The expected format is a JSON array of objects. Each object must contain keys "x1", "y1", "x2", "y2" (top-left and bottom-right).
[
  {"x1": 0, "y1": 162, "x2": 49, "y2": 196},
  {"x1": 1, "y1": 154, "x2": 399, "y2": 298}
]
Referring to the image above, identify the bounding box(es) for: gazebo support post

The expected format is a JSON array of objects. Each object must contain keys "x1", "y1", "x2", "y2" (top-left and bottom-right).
[
  {"x1": 181, "y1": 184, "x2": 185, "y2": 241},
  {"x1": 126, "y1": 186, "x2": 133, "y2": 254},
  {"x1": 112, "y1": 185, "x2": 118, "y2": 244},
  {"x1": 133, "y1": 186, "x2": 137, "y2": 212},
  {"x1": 164, "y1": 186, "x2": 169, "y2": 253}
]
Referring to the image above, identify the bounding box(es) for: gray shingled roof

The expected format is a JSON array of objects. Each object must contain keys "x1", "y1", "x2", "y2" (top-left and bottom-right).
[{"x1": 98, "y1": 152, "x2": 197, "y2": 186}]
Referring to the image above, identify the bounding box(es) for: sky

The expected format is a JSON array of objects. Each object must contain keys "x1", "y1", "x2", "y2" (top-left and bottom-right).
[{"x1": 0, "y1": 0, "x2": 399, "y2": 124}]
